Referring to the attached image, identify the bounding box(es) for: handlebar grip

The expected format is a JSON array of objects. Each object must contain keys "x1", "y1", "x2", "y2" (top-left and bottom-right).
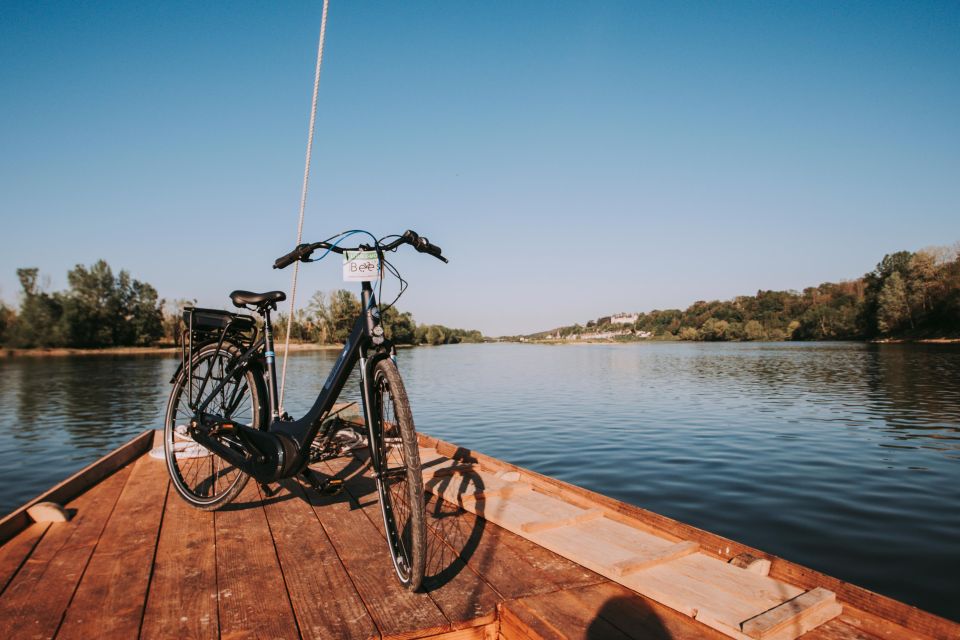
[
  {"x1": 423, "y1": 241, "x2": 448, "y2": 263},
  {"x1": 273, "y1": 244, "x2": 311, "y2": 269},
  {"x1": 402, "y1": 230, "x2": 447, "y2": 262}
]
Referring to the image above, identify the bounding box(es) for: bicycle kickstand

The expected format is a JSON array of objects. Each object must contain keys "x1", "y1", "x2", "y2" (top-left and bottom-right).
[{"x1": 299, "y1": 468, "x2": 344, "y2": 496}]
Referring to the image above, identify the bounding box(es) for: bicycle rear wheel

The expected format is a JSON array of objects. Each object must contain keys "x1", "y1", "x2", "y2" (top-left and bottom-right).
[
  {"x1": 164, "y1": 342, "x2": 264, "y2": 510},
  {"x1": 370, "y1": 358, "x2": 426, "y2": 590}
]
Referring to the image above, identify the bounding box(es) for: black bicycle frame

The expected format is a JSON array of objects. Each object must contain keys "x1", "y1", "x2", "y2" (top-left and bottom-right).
[{"x1": 190, "y1": 281, "x2": 391, "y2": 482}]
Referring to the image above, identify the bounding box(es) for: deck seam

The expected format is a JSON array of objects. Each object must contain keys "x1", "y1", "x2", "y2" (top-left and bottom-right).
[
  {"x1": 294, "y1": 478, "x2": 385, "y2": 639},
  {"x1": 136, "y1": 479, "x2": 171, "y2": 640},
  {"x1": 421, "y1": 510, "x2": 508, "y2": 602},
  {"x1": 213, "y1": 502, "x2": 222, "y2": 640},
  {"x1": 332, "y1": 460, "x2": 461, "y2": 634},
  {"x1": 0, "y1": 522, "x2": 51, "y2": 598},
  {"x1": 51, "y1": 463, "x2": 135, "y2": 639},
  {"x1": 257, "y1": 483, "x2": 305, "y2": 640}
]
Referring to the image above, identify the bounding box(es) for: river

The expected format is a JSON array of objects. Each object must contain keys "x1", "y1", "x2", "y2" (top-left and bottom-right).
[{"x1": 1, "y1": 341, "x2": 958, "y2": 621}]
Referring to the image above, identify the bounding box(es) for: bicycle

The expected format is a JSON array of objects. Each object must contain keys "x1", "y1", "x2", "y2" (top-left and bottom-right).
[{"x1": 163, "y1": 229, "x2": 447, "y2": 591}]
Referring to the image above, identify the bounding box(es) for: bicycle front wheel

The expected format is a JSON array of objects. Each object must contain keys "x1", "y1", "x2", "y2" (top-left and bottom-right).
[
  {"x1": 164, "y1": 342, "x2": 264, "y2": 510},
  {"x1": 370, "y1": 358, "x2": 426, "y2": 591}
]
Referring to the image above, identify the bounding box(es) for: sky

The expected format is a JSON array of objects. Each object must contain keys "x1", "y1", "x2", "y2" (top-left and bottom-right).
[{"x1": 1, "y1": 1, "x2": 958, "y2": 336}]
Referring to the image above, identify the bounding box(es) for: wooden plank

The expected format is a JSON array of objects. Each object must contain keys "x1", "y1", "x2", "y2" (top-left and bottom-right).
[
  {"x1": 502, "y1": 589, "x2": 634, "y2": 640},
  {"x1": 617, "y1": 551, "x2": 810, "y2": 636},
  {"x1": 424, "y1": 494, "x2": 603, "y2": 600},
  {"x1": 547, "y1": 580, "x2": 730, "y2": 640},
  {"x1": 621, "y1": 562, "x2": 771, "y2": 629},
  {"x1": 140, "y1": 482, "x2": 219, "y2": 640},
  {"x1": 498, "y1": 598, "x2": 566, "y2": 640},
  {"x1": 325, "y1": 458, "x2": 501, "y2": 635},
  {"x1": 520, "y1": 509, "x2": 603, "y2": 534},
  {"x1": 259, "y1": 480, "x2": 378, "y2": 640},
  {"x1": 741, "y1": 587, "x2": 843, "y2": 640},
  {"x1": 417, "y1": 624, "x2": 498, "y2": 640},
  {"x1": 422, "y1": 464, "x2": 479, "y2": 480},
  {"x1": 0, "y1": 522, "x2": 49, "y2": 596},
  {"x1": 0, "y1": 464, "x2": 132, "y2": 639},
  {"x1": 768, "y1": 563, "x2": 958, "y2": 640},
  {"x1": 610, "y1": 541, "x2": 700, "y2": 577},
  {"x1": 730, "y1": 553, "x2": 772, "y2": 576},
  {"x1": 668, "y1": 553, "x2": 804, "y2": 605},
  {"x1": 214, "y1": 481, "x2": 300, "y2": 639},
  {"x1": 465, "y1": 493, "x2": 586, "y2": 537},
  {"x1": 799, "y1": 613, "x2": 890, "y2": 640},
  {"x1": 425, "y1": 469, "x2": 519, "y2": 507},
  {"x1": 518, "y1": 518, "x2": 677, "y2": 585},
  {"x1": 0, "y1": 430, "x2": 153, "y2": 544},
  {"x1": 57, "y1": 455, "x2": 170, "y2": 639},
  {"x1": 307, "y1": 459, "x2": 450, "y2": 640}
]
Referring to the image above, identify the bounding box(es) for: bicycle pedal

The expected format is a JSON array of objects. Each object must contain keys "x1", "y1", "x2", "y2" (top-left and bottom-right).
[{"x1": 320, "y1": 478, "x2": 344, "y2": 496}]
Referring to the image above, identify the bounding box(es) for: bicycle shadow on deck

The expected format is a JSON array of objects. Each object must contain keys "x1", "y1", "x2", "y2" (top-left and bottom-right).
[
  {"x1": 265, "y1": 449, "x2": 490, "y2": 594},
  {"x1": 204, "y1": 448, "x2": 488, "y2": 593},
  {"x1": 419, "y1": 451, "x2": 488, "y2": 594}
]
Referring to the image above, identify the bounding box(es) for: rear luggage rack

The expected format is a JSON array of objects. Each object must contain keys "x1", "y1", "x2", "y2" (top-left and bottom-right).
[{"x1": 179, "y1": 307, "x2": 258, "y2": 407}]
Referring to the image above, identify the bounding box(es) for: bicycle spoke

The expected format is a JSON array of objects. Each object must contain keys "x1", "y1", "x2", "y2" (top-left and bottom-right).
[{"x1": 165, "y1": 345, "x2": 257, "y2": 509}]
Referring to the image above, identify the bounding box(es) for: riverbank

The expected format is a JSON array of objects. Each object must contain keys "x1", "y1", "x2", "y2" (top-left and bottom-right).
[
  {"x1": 515, "y1": 336, "x2": 960, "y2": 345},
  {"x1": 0, "y1": 342, "x2": 344, "y2": 358}
]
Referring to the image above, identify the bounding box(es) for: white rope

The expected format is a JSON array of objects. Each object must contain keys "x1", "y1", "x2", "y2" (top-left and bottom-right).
[{"x1": 279, "y1": 0, "x2": 330, "y2": 414}]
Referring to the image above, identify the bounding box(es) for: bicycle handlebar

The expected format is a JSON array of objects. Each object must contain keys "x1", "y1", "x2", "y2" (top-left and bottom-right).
[{"x1": 273, "y1": 229, "x2": 448, "y2": 270}]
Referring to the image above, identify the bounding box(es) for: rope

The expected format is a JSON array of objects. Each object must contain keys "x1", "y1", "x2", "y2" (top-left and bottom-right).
[{"x1": 279, "y1": 0, "x2": 330, "y2": 414}]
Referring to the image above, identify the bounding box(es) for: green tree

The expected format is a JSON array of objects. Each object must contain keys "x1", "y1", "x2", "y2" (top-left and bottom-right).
[
  {"x1": 382, "y1": 307, "x2": 417, "y2": 344},
  {"x1": 0, "y1": 302, "x2": 13, "y2": 345},
  {"x1": 744, "y1": 320, "x2": 766, "y2": 341},
  {"x1": 678, "y1": 326, "x2": 700, "y2": 341},
  {"x1": 877, "y1": 271, "x2": 911, "y2": 334},
  {"x1": 163, "y1": 298, "x2": 196, "y2": 345},
  {"x1": 327, "y1": 289, "x2": 360, "y2": 343},
  {"x1": 700, "y1": 318, "x2": 730, "y2": 341},
  {"x1": 58, "y1": 260, "x2": 164, "y2": 347},
  {"x1": 61, "y1": 260, "x2": 118, "y2": 347},
  {"x1": 121, "y1": 279, "x2": 164, "y2": 346},
  {"x1": 11, "y1": 268, "x2": 65, "y2": 348},
  {"x1": 306, "y1": 291, "x2": 332, "y2": 343}
]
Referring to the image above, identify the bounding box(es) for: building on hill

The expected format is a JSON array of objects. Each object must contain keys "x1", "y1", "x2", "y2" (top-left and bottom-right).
[{"x1": 611, "y1": 313, "x2": 639, "y2": 325}]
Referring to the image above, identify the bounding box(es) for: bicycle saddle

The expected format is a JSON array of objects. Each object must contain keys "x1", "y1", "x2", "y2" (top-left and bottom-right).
[{"x1": 229, "y1": 290, "x2": 287, "y2": 308}]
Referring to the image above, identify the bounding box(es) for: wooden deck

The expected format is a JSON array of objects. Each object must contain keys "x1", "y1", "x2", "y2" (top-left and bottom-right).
[{"x1": 0, "y1": 430, "x2": 957, "y2": 640}]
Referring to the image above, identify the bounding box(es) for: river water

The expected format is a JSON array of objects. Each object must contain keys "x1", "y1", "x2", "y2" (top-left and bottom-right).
[{"x1": 1, "y1": 342, "x2": 958, "y2": 621}]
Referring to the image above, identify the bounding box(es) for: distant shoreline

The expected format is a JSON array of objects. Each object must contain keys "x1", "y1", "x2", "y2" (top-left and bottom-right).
[
  {"x1": 4, "y1": 338, "x2": 958, "y2": 357},
  {"x1": 510, "y1": 337, "x2": 960, "y2": 346},
  {"x1": 0, "y1": 342, "x2": 344, "y2": 358}
]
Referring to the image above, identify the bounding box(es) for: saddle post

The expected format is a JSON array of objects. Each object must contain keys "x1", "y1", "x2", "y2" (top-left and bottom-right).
[{"x1": 261, "y1": 303, "x2": 281, "y2": 420}]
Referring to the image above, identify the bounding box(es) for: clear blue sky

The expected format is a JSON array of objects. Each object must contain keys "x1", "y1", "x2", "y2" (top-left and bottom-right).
[{"x1": 1, "y1": 1, "x2": 958, "y2": 336}]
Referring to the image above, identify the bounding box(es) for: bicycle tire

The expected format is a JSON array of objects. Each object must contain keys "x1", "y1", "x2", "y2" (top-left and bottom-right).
[
  {"x1": 370, "y1": 358, "x2": 427, "y2": 590},
  {"x1": 164, "y1": 342, "x2": 265, "y2": 510}
]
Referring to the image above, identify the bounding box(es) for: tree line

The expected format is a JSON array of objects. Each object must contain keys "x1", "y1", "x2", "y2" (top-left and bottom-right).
[
  {"x1": 0, "y1": 262, "x2": 164, "y2": 348},
  {"x1": 0, "y1": 261, "x2": 483, "y2": 348},
  {"x1": 541, "y1": 245, "x2": 960, "y2": 342},
  {"x1": 275, "y1": 289, "x2": 484, "y2": 346}
]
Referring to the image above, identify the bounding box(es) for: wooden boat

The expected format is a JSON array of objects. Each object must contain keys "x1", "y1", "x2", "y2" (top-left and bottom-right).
[{"x1": 0, "y1": 427, "x2": 956, "y2": 640}]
